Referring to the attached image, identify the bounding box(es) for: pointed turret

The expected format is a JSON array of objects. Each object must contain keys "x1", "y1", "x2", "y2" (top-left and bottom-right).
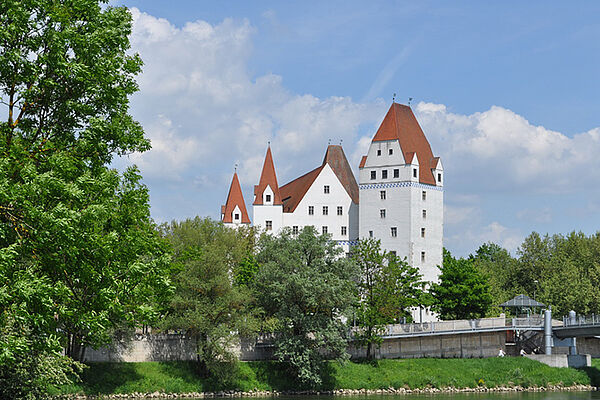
[
  {"x1": 221, "y1": 172, "x2": 250, "y2": 225},
  {"x1": 253, "y1": 146, "x2": 282, "y2": 205},
  {"x1": 372, "y1": 103, "x2": 437, "y2": 186}
]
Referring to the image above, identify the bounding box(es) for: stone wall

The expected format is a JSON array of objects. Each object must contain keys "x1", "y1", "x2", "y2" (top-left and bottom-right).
[{"x1": 84, "y1": 331, "x2": 505, "y2": 362}]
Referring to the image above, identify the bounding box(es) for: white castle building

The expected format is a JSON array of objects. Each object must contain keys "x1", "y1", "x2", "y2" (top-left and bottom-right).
[{"x1": 222, "y1": 102, "x2": 443, "y2": 295}]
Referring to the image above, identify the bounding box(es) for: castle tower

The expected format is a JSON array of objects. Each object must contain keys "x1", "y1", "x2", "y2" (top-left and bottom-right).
[
  {"x1": 253, "y1": 146, "x2": 284, "y2": 232},
  {"x1": 221, "y1": 172, "x2": 251, "y2": 227},
  {"x1": 359, "y1": 103, "x2": 444, "y2": 294}
]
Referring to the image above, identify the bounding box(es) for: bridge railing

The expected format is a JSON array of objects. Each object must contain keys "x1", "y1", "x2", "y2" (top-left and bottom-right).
[{"x1": 563, "y1": 313, "x2": 600, "y2": 327}]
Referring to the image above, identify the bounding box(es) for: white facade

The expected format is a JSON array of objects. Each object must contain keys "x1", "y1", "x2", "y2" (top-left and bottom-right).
[
  {"x1": 253, "y1": 166, "x2": 358, "y2": 253},
  {"x1": 358, "y1": 141, "x2": 443, "y2": 283}
]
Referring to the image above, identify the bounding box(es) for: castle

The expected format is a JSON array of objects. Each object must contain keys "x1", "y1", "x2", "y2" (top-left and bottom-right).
[{"x1": 221, "y1": 102, "x2": 443, "y2": 300}]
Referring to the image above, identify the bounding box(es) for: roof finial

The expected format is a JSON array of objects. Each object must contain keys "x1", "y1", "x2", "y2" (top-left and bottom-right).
[
  {"x1": 408, "y1": 97, "x2": 413, "y2": 106},
  {"x1": 267, "y1": 140, "x2": 271, "y2": 147},
  {"x1": 339, "y1": 138, "x2": 343, "y2": 146},
  {"x1": 328, "y1": 138, "x2": 331, "y2": 146},
  {"x1": 234, "y1": 163, "x2": 238, "y2": 173},
  {"x1": 392, "y1": 93, "x2": 396, "y2": 103}
]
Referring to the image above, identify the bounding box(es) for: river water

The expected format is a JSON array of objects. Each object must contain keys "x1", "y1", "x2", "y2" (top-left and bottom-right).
[
  {"x1": 167, "y1": 393, "x2": 600, "y2": 400},
  {"x1": 274, "y1": 394, "x2": 597, "y2": 400}
]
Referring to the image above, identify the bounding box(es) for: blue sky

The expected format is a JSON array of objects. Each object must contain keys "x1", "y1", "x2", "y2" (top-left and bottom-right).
[{"x1": 112, "y1": 1, "x2": 600, "y2": 256}]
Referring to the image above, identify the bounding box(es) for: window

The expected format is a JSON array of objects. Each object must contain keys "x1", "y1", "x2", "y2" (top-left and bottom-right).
[
  {"x1": 422, "y1": 209, "x2": 427, "y2": 219},
  {"x1": 323, "y1": 206, "x2": 328, "y2": 215},
  {"x1": 438, "y1": 173, "x2": 442, "y2": 183},
  {"x1": 308, "y1": 206, "x2": 314, "y2": 215},
  {"x1": 265, "y1": 194, "x2": 271, "y2": 202},
  {"x1": 369, "y1": 230, "x2": 373, "y2": 238},
  {"x1": 377, "y1": 149, "x2": 382, "y2": 156},
  {"x1": 341, "y1": 226, "x2": 347, "y2": 236},
  {"x1": 413, "y1": 168, "x2": 417, "y2": 178},
  {"x1": 266, "y1": 220, "x2": 272, "y2": 231},
  {"x1": 393, "y1": 169, "x2": 399, "y2": 178},
  {"x1": 391, "y1": 227, "x2": 397, "y2": 237},
  {"x1": 322, "y1": 226, "x2": 328, "y2": 234},
  {"x1": 422, "y1": 191, "x2": 427, "y2": 201},
  {"x1": 234, "y1": 213, "x2": 240, "y2": 220},
  {"x1": 324, "y1": 185, "x2": 330, "y2": 194},
  {"x1": 380, "y1": 190, "x2": 386, "y2": 200},
  {"x1": 337, "y1": 206, "x2": 343, "y2": 215},
  {"x1": 421, "y1": 227, "x2": 426, "y2": 238},
  {"x1": 382, "y1": 170, "x2": 388, "y2": 179},
  {"x1": 292, "y1": 226, "x2": 299, "y2": 235},
  {"x1": 380, "y1": 209, "x2": 386, "y2": 218},
  {"x1": 370, "y1": 171, "x2": 376, "y2": 180},
  {"x1": 421, "y1": 251, "x2": 426, "y2": 263},
  {"x1": 389, "y1": 148, "x2": 393, "y2": 155}
]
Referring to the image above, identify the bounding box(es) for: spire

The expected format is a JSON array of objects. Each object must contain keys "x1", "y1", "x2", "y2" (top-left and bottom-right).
[
  {"x1": 221, "y1": 172, "x2": 250, "y2": 224},
  {"x1": 371, "y1": 102, "x2": 437, "y2": 186},
  {"x1": 253, "y1": 145, "x2": 282, "y2": 205}
]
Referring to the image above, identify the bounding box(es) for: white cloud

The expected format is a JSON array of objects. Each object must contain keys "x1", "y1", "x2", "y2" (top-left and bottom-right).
[
  {"x1": 415, "y1": 102, "x2": 600, "y2": 193},
  {"x1": 127, "y1": 8, "x2": 383, "y2": 189},
  {"x1": 121, "y1": 8, "x2": 600, "y2": 257}
]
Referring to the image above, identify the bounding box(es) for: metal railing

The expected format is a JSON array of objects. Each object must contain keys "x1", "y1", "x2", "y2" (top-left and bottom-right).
[
  {"x1": 563, "y1": 313, "x2": 600, "y2": 327},
  {"x1": 352, "y1": 316, "x2": 547, "y2": 338}
]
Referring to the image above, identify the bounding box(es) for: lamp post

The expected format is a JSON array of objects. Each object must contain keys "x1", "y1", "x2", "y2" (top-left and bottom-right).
[{"x1": 534, "y1": 280, "x2": 539, "y2": 301}]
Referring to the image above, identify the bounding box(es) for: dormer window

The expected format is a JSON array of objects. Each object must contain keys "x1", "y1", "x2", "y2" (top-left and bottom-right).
[
  {"x1": 389, "y1": 149, "x2": 393, "y2": 155},
  {"x1": 438, "y1": 173, "x2": 442, "y2": 183},
  {"x1": 265, "y1": 194, "x2": 271, "y2": 202},
  {"x1": 324, "y1": 185, "x2": 330, "y2": 194},
  {"x1": 377, "y1": 149, "x2": 382, "y2": 156},
  {"x1": 413, "y1": 169, "x2": 417, "y2": 178},
  {"x1": 234, "y1": 213, "x2": 240, "y2": 220}
]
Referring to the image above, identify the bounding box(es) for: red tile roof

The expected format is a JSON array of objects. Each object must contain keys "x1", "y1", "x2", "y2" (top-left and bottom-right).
[
  {"x1": 359, "y1": 155, "x2": 367, "y2": 168},
  {"x1": 221, "y1": 172, "x2": 250, "y2": 224},
  {"x1": 253, "y1": 146, "x2": 282, "y2": 205},
  {"x1": 280, "y1": 145, "x2": 358, "y2": 213},
  {"x1": 371, "y1": 103, "x2": 437, "y2": 186}
]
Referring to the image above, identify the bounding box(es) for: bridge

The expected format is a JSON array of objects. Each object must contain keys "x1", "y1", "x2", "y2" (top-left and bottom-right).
[
  {"x1": 371, "y1": 311, "x2": 600, "y2": 356},
  {"x1": 554, "y1": 313, "x2": 600, "y2": 339}
]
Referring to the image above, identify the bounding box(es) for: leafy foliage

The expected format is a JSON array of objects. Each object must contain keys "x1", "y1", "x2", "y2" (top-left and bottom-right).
[
  {"x1": 431, "y1": 249, "x2": 492, "y2": 320},
  {"x1": 472, "y1": 231, "x2": 600, "y2": 316},
  {"x1": 254, "y1": 227, "x2": 358, "y2": 387},
  {"x1": 0, "y1": 0, "x2": 170, "y2": 396},
  {"x1": 160, "y1": 218, "x2": 259, "y2": 382},
  {"x1": 351, "y1": 239, "x2": 425, "y2": 358}
]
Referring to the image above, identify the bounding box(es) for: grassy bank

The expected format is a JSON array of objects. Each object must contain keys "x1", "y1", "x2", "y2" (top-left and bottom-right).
[{"x1": 52, "y1": 358, "x2": 600, "y2": 396}]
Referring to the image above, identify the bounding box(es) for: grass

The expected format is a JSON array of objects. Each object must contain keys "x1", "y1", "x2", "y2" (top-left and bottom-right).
[{"x1": 52, "y1": 357, "x2": 597, "y2": 396}]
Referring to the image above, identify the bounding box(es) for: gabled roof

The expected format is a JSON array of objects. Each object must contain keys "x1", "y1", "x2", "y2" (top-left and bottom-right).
[
  {"x1": 280, "y1": 145, "x2": 358, "y2": 213},
  {"x1": 222, "y1": 172, "x2": 250, "y2": 224},
  {"x1": 253, "y1": 146, "x2": 282, "y2": 205},
  {"x1": 371, "y1": 103, "x2": 437, "y2": 185},
  {"x1": 499, "y1": 294, "x2": 546, "y2": 308}
]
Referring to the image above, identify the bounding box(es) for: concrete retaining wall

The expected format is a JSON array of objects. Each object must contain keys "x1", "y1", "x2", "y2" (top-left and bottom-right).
[{"x1": 84, "y1": 331, "x2": 506, "y2": 362}]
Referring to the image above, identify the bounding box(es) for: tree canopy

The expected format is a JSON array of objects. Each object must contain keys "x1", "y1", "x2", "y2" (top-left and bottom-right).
[
  {"x1": 431, "y1": 249, "x2": 492, "y2": 320},
  {"x1": 160, "y1": 218, "x2": 258, "y2": 381},
  {"x1": 254, "y1": 227, "x2": 358, "y2": 387},
  {"x1": 351, "y1": 238, "x2": 425, "y2": 358},
  {"x1": 0, "y1": 1, "x2": 170, "y2": 397}
]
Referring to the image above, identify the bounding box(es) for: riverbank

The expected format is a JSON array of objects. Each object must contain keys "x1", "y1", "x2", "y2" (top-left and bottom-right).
[{"x1": 52, "y1": 358, "x2": 600, "y2": 397}]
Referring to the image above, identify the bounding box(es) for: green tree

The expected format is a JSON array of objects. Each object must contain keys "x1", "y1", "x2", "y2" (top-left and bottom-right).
[
  {"x1": 471, "y1": 242, "x2": 520, "y2": 315},
  {"x1": 431, "y1": 249, "x2": 492, "y2": 320},
  {"x1": 0, "y1": 0, "x2": 171, "y2": 395},
  {"x1": 160, "y1": 218, "x2": 258, "y2": 381},
  {"x1": 254, "y1": 227, "x2": 358, "y2": 387},
  {"x1": 351, "y1": 238, "x2": 424, "y2": 359}
]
